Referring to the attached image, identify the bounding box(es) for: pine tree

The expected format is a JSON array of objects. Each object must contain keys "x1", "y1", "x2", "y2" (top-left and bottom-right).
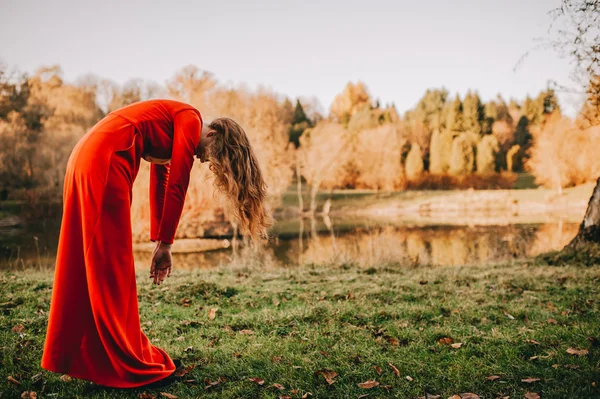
[
  {"x1": 449, "y1": 133, "x2": 475, "y2": 175},
  {"x1": 445, "y1": 94, "x2": 463, "y2": 132},
  {"x1": 405, "y1": 143, "x2": 424, "y2": 181},
  {"x1": 289, "y1": 100, "x2": 312, "y2": 147},
  {"x1": 476, "y1": 135, "x2": 499, "y2": 174},
  {"x1": 462, "y1": 91, "x2": 484, "y2": 135},
  {"x1": 429, "y1": 130, "x2": 453, "y2": 174}
]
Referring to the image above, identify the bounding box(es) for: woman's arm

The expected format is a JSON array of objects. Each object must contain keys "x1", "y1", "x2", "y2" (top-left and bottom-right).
[
  {"x1": 154, "y1": 110, "x2": 202, "y2": 244},
  {"x1": 149, "y1": 163, "x2": 170, "y2": 242}
]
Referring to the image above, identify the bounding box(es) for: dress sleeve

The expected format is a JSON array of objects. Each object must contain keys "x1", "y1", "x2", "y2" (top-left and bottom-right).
[
  {"x1": 149, "y1": 163, "x2": 170, "y2": 241},
  {"x1": 155, "y1": 110, "x2": 202, "y2": 244}
]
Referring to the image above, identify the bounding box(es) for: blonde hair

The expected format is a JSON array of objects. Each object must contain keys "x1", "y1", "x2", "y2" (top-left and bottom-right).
[{"x1": 207, "y1": 117, "x2": 273, "y2": 241}]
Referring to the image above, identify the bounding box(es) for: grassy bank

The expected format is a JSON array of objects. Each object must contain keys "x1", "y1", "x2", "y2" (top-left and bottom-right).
[{"x1": 1, "y1": 259, "x2": 599, "y2": 398}]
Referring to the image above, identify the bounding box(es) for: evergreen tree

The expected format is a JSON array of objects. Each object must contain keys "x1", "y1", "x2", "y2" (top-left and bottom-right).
[
  {"x1": 462, "y1": 91, "x2": 485, "y2": 135},
  {"x1": 429, "y1": 130, "x2": 453, "y2": 174},
  {"x1": 405, "y1": 143, "x2": 424, "y2": 181},
  {"x1": 449, "y1": 133, "x2": 475, "y2": 175},
  {"x1": 444, "y1": 94, "x2": 463, "y2": 132},
  {"x1": 289, "y1": 99, "x2": 312, "y2": 147},
  {"x1": 476, "y1": 135, "x2": 499, "y2": 174}
]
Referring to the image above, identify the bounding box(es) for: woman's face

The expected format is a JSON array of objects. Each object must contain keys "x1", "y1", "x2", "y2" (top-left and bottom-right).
[{"x1": 195, "y1": 126, "x2": 217, "y2": 163}]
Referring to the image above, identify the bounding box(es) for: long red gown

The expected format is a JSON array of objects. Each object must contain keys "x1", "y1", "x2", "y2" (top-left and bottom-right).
[{"x1": 41, "y1": 99, "x2": 203, "y2": 388}]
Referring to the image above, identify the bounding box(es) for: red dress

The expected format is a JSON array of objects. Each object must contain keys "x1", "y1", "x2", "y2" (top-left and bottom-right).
[{"x1": 41, "y1": 99, "x2": 203, "y2": 388}]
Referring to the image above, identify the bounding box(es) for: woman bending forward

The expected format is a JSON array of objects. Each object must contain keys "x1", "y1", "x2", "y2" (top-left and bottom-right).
[{"x1": 41, "y1": 99, "x2": 271, "y2": 388}]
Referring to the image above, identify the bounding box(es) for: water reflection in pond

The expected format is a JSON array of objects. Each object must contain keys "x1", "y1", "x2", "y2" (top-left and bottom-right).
[{"x1": 0, "y1": 216, "x2": 580, "y2": 270}]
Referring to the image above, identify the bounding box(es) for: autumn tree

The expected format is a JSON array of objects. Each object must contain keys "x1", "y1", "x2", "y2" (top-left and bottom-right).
[
  {"x1": 429, "y1": 130, "x2": 453, "y2": 174},
  {"x1": 462, "y1": 91, "x2": 485, "y2": 135},
  {"x1": 449, "y1": 133, "x2": 475, "y2": 175},
  {"x1": 405, "y1": 143, "x2": 424, "y2": 181},
  {"x1": 329, "y1": 81, "x2": 372, "y2": 125},
  {"x1": 476, "y1": 135, "x2": 499, "y2": 174}
]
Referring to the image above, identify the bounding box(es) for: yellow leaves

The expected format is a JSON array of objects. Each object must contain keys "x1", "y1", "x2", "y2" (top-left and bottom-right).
[
  {"x1": 314, "y1": 369, "x2": 338, "y2": 385},
  {"x1": 357, "y1": 379, "x2": 379, "y2": 389},
  {"x1": 249, "y1": 377, "x2": 265, "y2": 385},
  {"x1": 12, "y1": 324, "x2": 25, "y2": 333},
  {"x1": 160, "y1": 393, "x2": 178, "y2": 399},
  {"x1": 524, "y1": 392, "x2": 540, "y2": 399},
  {"x1": 20, "y1": 392, "x2": 37, "y2": 399},
  {"x1": 521, "y1": 377, "x2": 540, "y2": 383},
  {"x1": 566, "y1": 347, "x2": 588, "y2": 356},
  {"x1": 208, "y1": 307, "x2": 218, "y2": 320},
  {"x1": 388, "y1": 362, "x2": 400, "y2": 376}
]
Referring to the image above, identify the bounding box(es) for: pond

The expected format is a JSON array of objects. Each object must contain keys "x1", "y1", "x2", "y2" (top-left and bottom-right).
[{"x1": 0, "y1": 213, "x2": 580, "y2": 270}]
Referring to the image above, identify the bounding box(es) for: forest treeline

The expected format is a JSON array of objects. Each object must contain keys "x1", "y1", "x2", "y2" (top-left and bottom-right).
[{"x1": 1, "y1": 64, "x2": 598, "y2": 239}]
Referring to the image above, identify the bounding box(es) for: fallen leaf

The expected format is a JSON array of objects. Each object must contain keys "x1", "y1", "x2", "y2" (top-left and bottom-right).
[
  {"x1": 521, "y1": 378, "x2": 540, "y2": 383},
  {"x1": 405, "y1": 375, "x2": 413, "y2": 381},
  {"x1": 487, "y1": 375, "x2": 501, "y2": 381},
  {"x1": 388, "y1": 362, "x2": 400, "y2": 376},
  {"x1": 426, "y1": 394, "x2": 441, "y2": 399},
  {"x1": 319, "y1": 351, "x2": 327, "y2": 357},
  {"x1": 233, "y1": 351, "x2": 242, "y2": 358},
  {"x1": 138, "y1": 394, "x2": 156, "y2": 399},
  {"x1": 175, "y1": 336, "x2": 184, "y2": 341},
  {"x1": 239, "y1": 329, "x2": 254, "y2": 335},
  {"x1": 208, "y1": 308, "x2": 218, "y2": 320},
  {"x1": 447, "y1": 395, "x2": 461, "y2": 399},
  {"x1": 272, "y1": 383, "x2": 285, "y2": 390},
  {"x1": 504, "y1": 312, "x2": 515, "y2": 320},
  {"x1": 60, "y1": 375, "x2": 72, "y2": 382},
  {"x1": 552, "y1": 364, "x2": 559, "y2": 369},
  {"x1": 357, "y1": 380, "x2": 379, "y2": 389},
  {"x1": 184, "y1": 346, "x2": 194, "y2": 352},
  {"x1": 565, "y1": 364, "x2": 580, "y2": 369},
  {"x1": 8, "y1": 376, "x2": 21, "y2": 385},
  {"x1": 302, "y1": 393, "x2": 313, "y2": 398},
  {"x1": 160, "y1": 393, "x2": 178, "y2": 399},
  {"x1": 525, "y1": 339, "x2": 540, "y2": 345},
  {"x1": 315, "y1": 369, "x2": 338, "y2": 385},
  {"x1": 529, "y1": 356, "x2": 539, "y2": 361},
  {"x1": 524, "y1": 392, "x2": 540, "y2": 399},
  {"x1": 438, "y1": 337, "x2": 454, "y2": 345},
  {"x1": 547, "y1": 318, "x2": 557, "y2": 325},
  {"x1": 461, "y1": 394, "x2": 481, "y2": 399},
  {"x1": 566, "y1": 347, "x2": 588, "y2": 356},
  {"x1": 204, "y1": 376, "x2": 226, "y2": 389},
  {"x1": 12, "y1": 324, "x2": 25, "y2": 333},
  {"x1": 271, "y1": 356, "x2": 282, "y2": 363},
  {"x1": 450, "y1": 343, "x2": 463, "y2": 349},
  {"x1": 249, "y1": 377, "x2": 265, "y2": 385},
  {"x1": 386, "y1": 336, "x2": 400, "y2": 346},
  {"x1": 20, "y1": 392, "x2": 37, "y2": 399},
  {"x1": 174, "y1": 364, "x2": 195, "y2": 377},
  {"x1": 373, "y1": 366, "x2": 382, "y2": 374}
]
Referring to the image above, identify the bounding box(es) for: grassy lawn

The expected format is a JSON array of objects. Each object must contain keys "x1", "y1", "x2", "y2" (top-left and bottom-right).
[{"x1": 1, "y1": 259, "x2": 599, "y2": 398}]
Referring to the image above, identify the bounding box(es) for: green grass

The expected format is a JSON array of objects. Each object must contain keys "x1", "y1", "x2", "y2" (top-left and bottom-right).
[{"x1": 1, "y1": 260, "x2": 599, "y2": 398}]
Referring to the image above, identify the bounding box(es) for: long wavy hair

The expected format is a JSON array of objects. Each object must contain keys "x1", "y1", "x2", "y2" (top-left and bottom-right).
[{"x1": 207, "y1": 118, "x2": 273, "y2": 242}]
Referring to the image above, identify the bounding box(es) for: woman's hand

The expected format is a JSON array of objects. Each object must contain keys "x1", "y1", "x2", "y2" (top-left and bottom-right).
[{"x1": 150, "y1": 241, "x2": 172, "y2": 285}]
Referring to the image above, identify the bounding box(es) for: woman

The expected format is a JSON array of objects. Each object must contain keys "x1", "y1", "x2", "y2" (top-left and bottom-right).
[{"x1": 40, "y1": 99, "x2": 271, "y2": 388}]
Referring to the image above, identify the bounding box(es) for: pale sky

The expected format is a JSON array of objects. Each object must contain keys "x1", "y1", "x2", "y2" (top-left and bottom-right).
[{"x1": 0, "y1": 0, "x2": 581, "y2": 116}]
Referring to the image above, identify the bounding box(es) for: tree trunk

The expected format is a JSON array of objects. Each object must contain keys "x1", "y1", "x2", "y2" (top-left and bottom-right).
[{"x1": 565, "y1": 176, "x2": 600, "y2": 249}]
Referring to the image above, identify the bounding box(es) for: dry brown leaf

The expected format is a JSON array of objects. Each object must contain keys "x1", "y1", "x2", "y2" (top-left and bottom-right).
[
  {"x1": 272, "y1": 383, "x2": 285, "y2": 390},
  {"x1": 301, "y1": 392, "x2": 313, "y2": 398},
  {"x1": 438, "y1": 337, "x2": 454, "y2": 345},
  {"x1": 566, "y1": 347, "x2": 588, "y2": 356},
  {"x1": 565, "y1": 364, "x2": 580, "y2": 369},
  {"x1": 450, "y1": 343, "x2": 463, "y2": 349},
  {"x1": 319, "y1": 351, "x2": 327, "y2": 357},
  {"x1": 271, "y1": 356, "x2": 282, "y2": 363},
  {"x1": 208, "y1": 308, "x2": 218, "y2": 321},
  {"x1": 386, "y1": 337, "x2": 400, "y2": 346},
  {"x1": 357, "y1": 379, "x2": 379, "y2": 389},
  {"x1": 174, "y1": 364, "x2": 195, "y2": 377},
  {"x1": 249, "y1": 377, "x2": 265, "y2": 385},
  {"x1": 373, "y1": 366, "x2": 383, "y2": 375},
  {"x1": 60, "y1": 375, "x2": 72, "y2": 382},
  {"x1": 388, "y1": 362, "x2": 400, "y2": 376},
  {"x1": 138, "y1": 394, "x2": 156, "y2": 399},
  {"x1": 461, "y1": 394, "x2": 481, "y2": 399},
  {"x1": 552, "y1": 364, "x2": 559, "y2": 369},
  {"x1": 160, "y1": 393, "x2": 178, "y2": 399},
  {"x1": 521, "y1": 378, "x2": 540, "y2": 383},
  {"x1": 525, "y1": 339, "x2": 540, "y2": 345},
  {"x1": 524, "y1": 392, "x2": 540, "y2": 399},
  {"x1": 447, "y1": 396, "x2": 461, "y2": 399},
  {"x1": 204, "y1": 376, "x2": 226, "y2": 389},
  {"x1": 239, "y1": 329, "x2": 254, "y2": 335},
  {"x1": 405, "y1": 375, "x2": 413, "y2": 381},
  {"x1": 487, "y1": 375, "x2": 501, "y2": 381},
  {"x1": 315, "y1": 369, "x2": 338, "y2": 385},
  {"x1": 8, "y1": 376, "x2": 21, "y2": 385},
  {"x1": 20, "y1": 392, "x2": 37, "y2": 399},
  {"x1": 426, "y1": 395, "x2": 441, "y2": 399},
  {"x1": 529, "y1": 356, "x2": 538, "y2": 361},
  {"x1": 547, "y1": 318, "x2": 558, "y2": 325},
  {"x1": 12, "y1": 324, "x2": 25, "y2": 333}
]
